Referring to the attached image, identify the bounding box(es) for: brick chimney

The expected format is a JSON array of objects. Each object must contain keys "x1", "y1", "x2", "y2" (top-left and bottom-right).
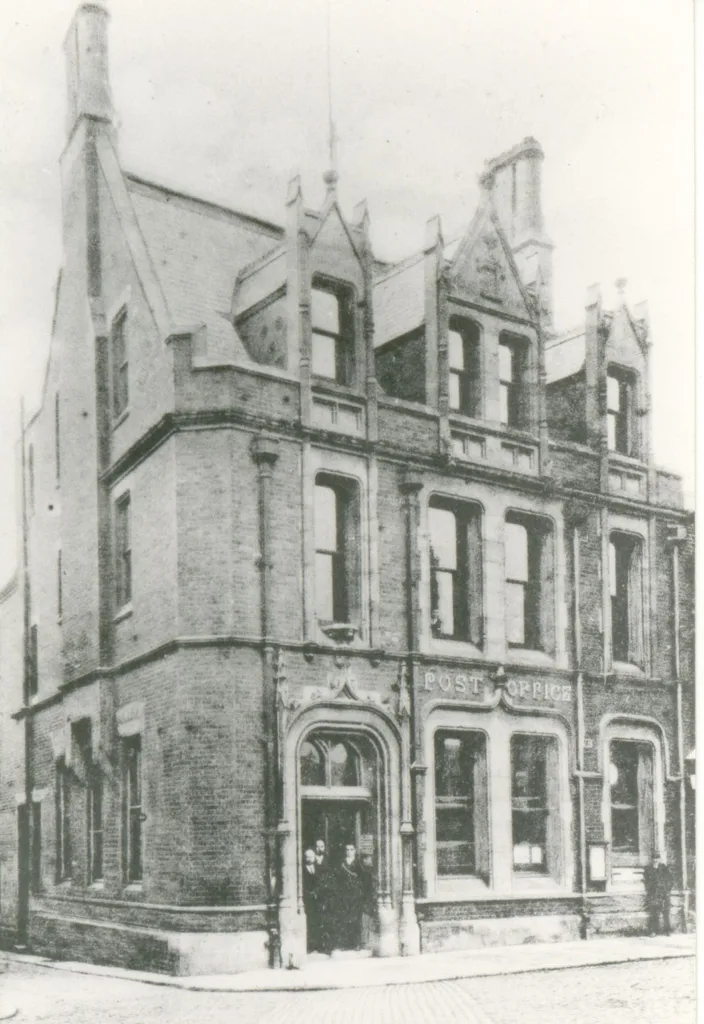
[
  {"x1": 64, "y1": 3, "x2": 114, "y2": 140},
  {"x1": 481, "y1": 137, "x2": 553, "y2": 324}
]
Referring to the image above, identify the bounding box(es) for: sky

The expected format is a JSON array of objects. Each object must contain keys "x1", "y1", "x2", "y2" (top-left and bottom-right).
[{"x1": 0, "y1": 0, "x2": 695, "y2": 584}]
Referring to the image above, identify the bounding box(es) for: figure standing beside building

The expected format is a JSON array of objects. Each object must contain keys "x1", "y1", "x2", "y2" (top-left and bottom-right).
[{"x1": 643, "y1": 854, "x2": 673, "y2": 935}]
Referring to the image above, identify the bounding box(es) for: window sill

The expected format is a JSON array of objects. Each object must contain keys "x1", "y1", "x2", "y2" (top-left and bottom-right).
[
  {"x1": 511, "y1": 873, "x2": 565, "y2": 893},
  {"x1": 112, "y1": 409, "x2": 130, "y2": 430},
  {"x1": 609, "y1": 662, "x2": 646, "y2": 679},
  {"x1": 114, "y1": 603, "x2": 133, "y2": 624},
  {"x1": 123, "y1": 883, "x2": 144, "y2": 897},
  {"x1": 87, "y1": 881, "x2": 105, "y2": 892},
  {"x1": 426, "y1": 637, "x2": 484, "y2": 661},
  {"x1": 505, "y1": 648, "x2": 555, "y2": 668},
  {"x1": 312, "y1": 379, "x2": 362, "y2": 399},
  {"x1": 434, "y1": 876, "x2": 491, "y2": 899}
]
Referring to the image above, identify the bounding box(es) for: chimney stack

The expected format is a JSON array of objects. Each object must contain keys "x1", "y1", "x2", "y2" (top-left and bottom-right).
[
  {"x1": 64, "y1": 4, "x2": 114, "y2": 140},
  {"x1": 481, "y1": 137, "x2": 553, "y2": 324}
]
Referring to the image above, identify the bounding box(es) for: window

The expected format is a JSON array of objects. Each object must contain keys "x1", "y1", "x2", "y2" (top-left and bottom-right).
[
  {"x1": 57, "y1": 550, "x2": 62, "y2": 621},
  {"x1": 28, "y1": 624, "x2": 38, "y2": 698},
  {"x1": 448, "y1": 318, "x2": 481, "y2": 417},
  {"x1": 511, "y1": 734, "x2": 560, "y2": 874},
  {"x1": 123, "y1": 736, "x2": 142, "y2": 884},
  {"x1": 114, "y1": 493, "x2": 132, "y2": 609},
  {"x1": 499, "y1": 335, "x2": 528, "y2": 428},
  {"x1": 434, "y1": 731, "x2": 489, "y2": 879},
  {"x1": 54, "y1": 393, "x2": 61, "y2": 486},
  {"x1": 299, "y1": 734, "x2": 376, "y2": 791},
  {"x1": 314, "y1": 476, "x2": 360, "y2": 626},
  {"x1": 607, "y1": 368, "x2": 635, "y2": 455},
  {"x1": 609, "y1": 740, "x2": 654, "y2": 864},
  {"x1": 55, "y1": 758, "x2": 71, "y2": 882},
  {"x1": 609, "y1": 532, "x2": 644, "y2": 666},
  {"x1": 31, "y1": 801, "x2": 42, "y2": 891},
  {"x1": 111, "y1": 309, "x2": 129, "y2": 418},
  {"x1": 88, "y1": 774, "x2": 104, "y2": 883},
  {"x1": 505, "y1": 514, "x2": 554, "y2": 651},
  {"x1": 311, "y1": 282, "x2": 354, "y2": 384},
  {"x1": 429, "y1": 499, "x2": 482, "y2": 644}
]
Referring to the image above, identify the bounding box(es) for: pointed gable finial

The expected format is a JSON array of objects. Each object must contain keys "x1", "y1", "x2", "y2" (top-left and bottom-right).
[
  {"x1": 615, "y1": 277, "x2": 628, "y2": 303},
  {"x1": 324, "y1": 0, "x2": 339, "y2": 196},
  {"x1": 286, "y1": 174, "x2": 303, "y2": 206}
]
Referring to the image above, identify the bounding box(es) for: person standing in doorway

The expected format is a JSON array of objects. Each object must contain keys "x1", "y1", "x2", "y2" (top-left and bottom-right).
[
  {"x1": 333, "y1": 844, "x2": 374, "y2": 951},
  {"x1": 644, "y1": 854, "x2": 673, "y2": 935},
  {"x1": 302, "y1": 848, "x2": 322, "y2": 952},
  {"x1": 313, "y1": 838, "x2": 332, "y2": 953}
]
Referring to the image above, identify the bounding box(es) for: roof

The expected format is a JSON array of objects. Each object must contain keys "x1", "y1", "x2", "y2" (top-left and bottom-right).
[
  {"x1": 126, "y1": 176, "x2": 284, "y2": 361},
  {"x1": 545, "y1": 328, "x2": 586, "y2": 383},
  {"x1": 372, "y1": 254, "x2": 425, "y2": 348}
]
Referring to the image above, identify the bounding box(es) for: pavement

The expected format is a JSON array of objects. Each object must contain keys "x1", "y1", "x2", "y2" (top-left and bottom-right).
[{"x1": 0, "y1": 932, "x2": 695, "y2": 993}]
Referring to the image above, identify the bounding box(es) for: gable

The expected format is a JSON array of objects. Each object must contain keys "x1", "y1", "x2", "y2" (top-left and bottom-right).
[
  {"x1": 606, "y1": 306, "x2": 647, "y2": 372},
  {"x1": 448, "y1": 205, "x2": 532, "y2": 320},
  {"x1": 309, "y1": 203, "x2": 364, "y2": 290}
]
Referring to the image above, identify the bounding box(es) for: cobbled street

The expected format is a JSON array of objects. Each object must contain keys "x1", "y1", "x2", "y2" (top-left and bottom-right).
[{"x1": 0, "y1": 956, "x2": 695, "y2": 1024}]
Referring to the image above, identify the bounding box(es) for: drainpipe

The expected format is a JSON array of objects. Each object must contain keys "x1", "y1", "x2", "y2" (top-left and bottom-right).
[
  {"x1": 18, "y1": 400, "x2": 33, "y2": 948},
  {"x1": 668, "y1": 528, "x2": 688, "y2": 926},
  {"x1": 251, "y1": 436, "x2": 280, "y2": 964},
  {"x1": 572, "y1": 525, "x2": 588, "y2": 935}
]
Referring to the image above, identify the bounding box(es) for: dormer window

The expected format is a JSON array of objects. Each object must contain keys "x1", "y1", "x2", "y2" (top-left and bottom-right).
[
  {"x1": 448, "y1": 317, "x2": 480, "y2": 417},
  {"x1": 312, "y1": 280, "x2": 354, "y2": 385},
  {"x1": 607, "y1": 367, "x2": 636, "y2": 455}
]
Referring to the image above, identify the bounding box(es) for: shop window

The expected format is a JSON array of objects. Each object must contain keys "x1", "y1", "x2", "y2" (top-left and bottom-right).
[
  {"x1": 123, "y1": 735, "x2": 142, "y2": 884},
  {"x1": 511, "y1": 734, "x2": 561, "y2": 875},
  {"x1": 505, "y1": 513, "x2": 554, "y2": 652},
  {"x1": 609, "y1": 532, "x2": 644, "y2": 667},
  {"x1": 607, "y1": 367, "x2": 636, "y2": 455},
  {"x1": 55, "y1": 758, "x2": 71, "y2": 882},
  {"x1": 448, "y1": 317, "x2": 481, "y2": 417},
  {"x1": 311, "y1": 281, "x2": 354, "y2": 385},
  {"x1": 114, "y1": 493, "x2": 132, "y2": 610},
  {"x1": 499, "y1": 334, "x2": 529, "y2": 428},
  {"x1": 609, "y1": 740, "x2": 654, "y2": 864},
  {"x1": 429, "y1": 498, "x2": 483, "y2": 645},
  {"x1": 434, "y1": 730, "x2": 489, "y2": 879},
  {"x1": 111, "y1": 309, "x2": 129, "y2": 419},
  {"x1": 314, "y1": 475, "x2": 361, "y2": 628}
]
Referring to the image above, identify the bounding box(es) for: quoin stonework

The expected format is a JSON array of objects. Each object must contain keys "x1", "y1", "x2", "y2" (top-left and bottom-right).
[{"x1": 0, "y1": 3, "x2": 695, "y2": 976}]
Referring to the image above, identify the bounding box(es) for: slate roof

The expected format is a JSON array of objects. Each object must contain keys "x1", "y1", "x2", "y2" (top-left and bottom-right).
[
  {"x1": 545, "y1": 328, "x2": 586, "y2": 383},
  {"x1": 372, "y1": 254, "x2": 425, "y2": 348}
]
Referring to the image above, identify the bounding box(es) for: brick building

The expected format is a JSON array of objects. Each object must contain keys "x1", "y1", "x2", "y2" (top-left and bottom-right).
[{"x1": 0, "y1": 3, "x2": 694, "y2": 975}]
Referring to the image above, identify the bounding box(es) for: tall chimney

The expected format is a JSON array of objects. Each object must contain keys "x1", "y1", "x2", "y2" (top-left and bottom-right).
[
  {"x1": 481, "y1": 137, "x2": 553, "y2": 324},
  {"x1": 64, "y1": 4, "x2": 114, "y2": 140}
]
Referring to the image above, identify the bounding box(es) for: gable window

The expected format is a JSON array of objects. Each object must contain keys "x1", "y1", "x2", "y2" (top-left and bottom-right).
[
  {"x1": 123, "y1": 735, "x2": 143, "y2": 884},
  {"x1": 434, "y1": 730, "x2": 489, "y2": 879},
  {"x1": 448, "y1": 317, "x2": 481, "y2": 417},
  {"x1": 114, "y1": 493, "x2": 132, "y2": 610},
  {"x1": 314, "y1": 475, "x2": 361, "y2": 627},
  {"x1": 311, "y1": 282, "x2": 354, "y2": 384},
  {"x1": 429, "y1": 498, "x2": 483, "y2": 645},
  {"x1": 55, "y1": 758, "x2": 71, "y2": 882},
  {"x1": 511, "y1": 734, "x2": 561, "y2": 877},
  {"x1": 609, "y1": 532, "x2": 644, "y2": 667},
  {"x1": 499, "y1": 334, "x2": 528, "y2": 428},
  {"x1": 607, "y1": 368, "x2": 635, "y2": 455},
  {"x1": 111, "y1": 309, "x2": 129, "y2": 419},
  {"x1": 505, "y1": 513, "x2": 554, "y2": 652},
  {"x1": 609, "y1": 740, "x2": 654, "y2": 864}
]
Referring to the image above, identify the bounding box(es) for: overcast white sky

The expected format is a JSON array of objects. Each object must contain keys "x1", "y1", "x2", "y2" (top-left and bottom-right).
[{"x1": 0, "y1": 0, "x2": 695, "y2": 584}]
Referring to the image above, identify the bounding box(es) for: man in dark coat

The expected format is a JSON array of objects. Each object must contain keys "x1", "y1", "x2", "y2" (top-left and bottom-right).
[
  {"x1": 332, "y1": 844, "x2": 374, "y2": 951},
  {"x1": 643, "y1": 854, "x2": 673, "y2": 935},
  {"x1": 302, "y1": 848, "x2": 323, "y2": 952}
]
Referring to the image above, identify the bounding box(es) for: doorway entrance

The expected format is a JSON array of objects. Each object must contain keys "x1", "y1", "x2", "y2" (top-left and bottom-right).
[{"x1": 299, "y1": 731, "x2": 380, "y2": 953}]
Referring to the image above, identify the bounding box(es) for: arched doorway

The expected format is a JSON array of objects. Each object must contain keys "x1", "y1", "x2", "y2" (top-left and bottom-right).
[{"x1": 299, "y1": 730, "x2": 380, "y2": 954}]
